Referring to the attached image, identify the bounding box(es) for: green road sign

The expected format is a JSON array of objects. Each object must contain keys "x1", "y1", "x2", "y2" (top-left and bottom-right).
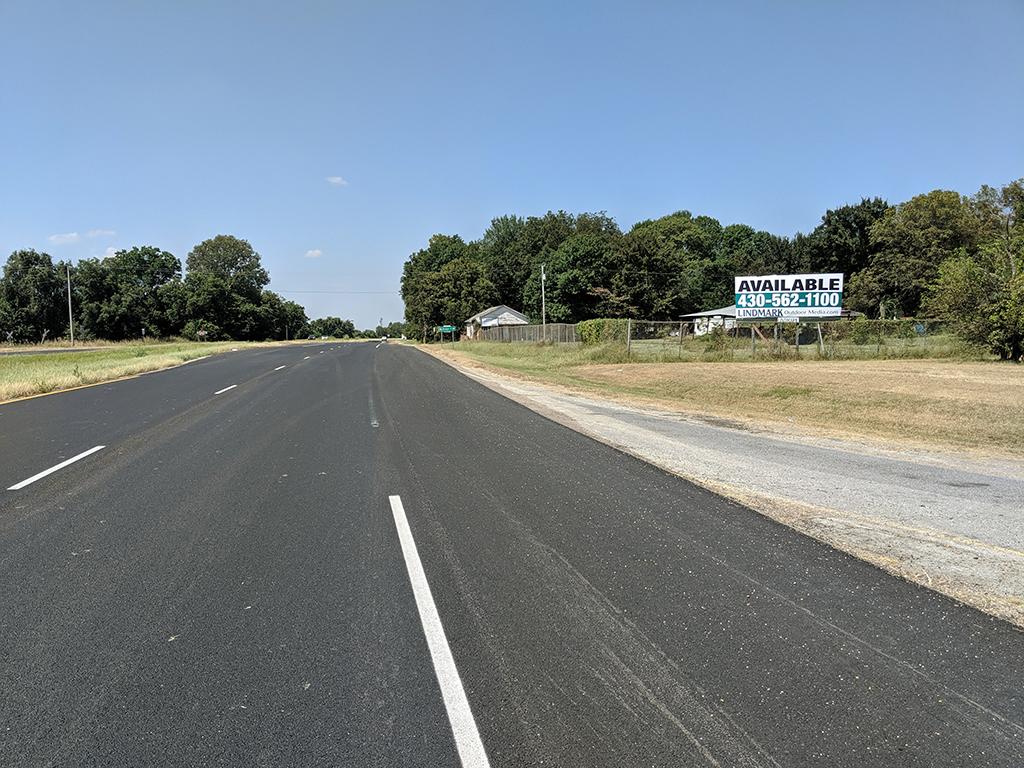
[{"x1": 439, "y1": 325, "x2": 457, "y2": 333}]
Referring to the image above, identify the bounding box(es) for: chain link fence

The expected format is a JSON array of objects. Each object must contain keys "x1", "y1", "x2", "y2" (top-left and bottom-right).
[
  {"x1": 624, "y1": 318, "x2": 957, "y2": 360},
  {"x1": 477, "y1": 323, "x2": 579, "y2": 343},
  {"x1": 467, "y1": 317, "x2": 958, "y2": 360}
]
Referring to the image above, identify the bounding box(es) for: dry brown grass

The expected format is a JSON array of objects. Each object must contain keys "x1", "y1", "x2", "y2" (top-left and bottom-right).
[
  {"x1": 437, "y1": 345, "x2": 1024, "y2": 457},
  {"x1": 0, "y1": 341, "x2": 287, "y2": 402}
]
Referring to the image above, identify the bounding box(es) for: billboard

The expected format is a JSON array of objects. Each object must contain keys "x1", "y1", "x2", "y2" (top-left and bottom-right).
[{"x1": 734, "y1": 273, "x2": 844, "y2": 319}]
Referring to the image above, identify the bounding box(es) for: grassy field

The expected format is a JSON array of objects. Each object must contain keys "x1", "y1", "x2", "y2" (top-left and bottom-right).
[
  {"x1": 433, "y1": 342, "x2": 1024, "y2": 457},
  {"x1": 0, "y1": 341, "x2": 284, "y2": 402}
]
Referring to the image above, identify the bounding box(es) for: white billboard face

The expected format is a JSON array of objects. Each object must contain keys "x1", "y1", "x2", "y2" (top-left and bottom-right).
[{"x1": 734, "y1": 273, "x2": 844, "y2": 319}]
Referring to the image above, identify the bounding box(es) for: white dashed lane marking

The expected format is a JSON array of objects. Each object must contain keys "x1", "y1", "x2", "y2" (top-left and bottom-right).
[{"x1": 8, "y1": 445, "x2": 107, "y2": 491}]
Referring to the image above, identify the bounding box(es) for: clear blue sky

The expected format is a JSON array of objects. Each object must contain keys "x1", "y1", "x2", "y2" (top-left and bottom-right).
[{"x1": 2, "y1": 0, "x2": 1021, "y2": 328}]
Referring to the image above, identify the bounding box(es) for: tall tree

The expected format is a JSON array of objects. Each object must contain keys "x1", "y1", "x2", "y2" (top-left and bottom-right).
[
  {"x1": 184, "y1": 235, "x2": 272, "y2": 339},
  {"x1": 401, "y1": 235, "x2": 477, "y2": 336},
  {"x1": 800, "y1": 198, "x2": 890, "y2": 276},
  {"x1": 75, "y1": 246, "x2": 183, "y2": 339},
  {"x1": 405, "y1": 257, "x2": 497, "y2": 335},
  {"x1": 309, "y1": 316, "x2": 356, "y2": 338},
  {"x1": 924, "y1": 179, "x2": 1024, "y2": 359},
  {"x1": 971, "y1": 179, "x2": 1023, "y2": 279},
  {"x1": 0, "y1": 249, "x2": 65, "y2": 342},
  {"x1": 850, "y1": 190, "x2": 980, "y2": 316},
  {"x1": 479, "y1": 211, "x2": 621, "y2": 312},
  {"x1": 522, "y1": 233, "x2": 624, "y2": 322},
  {"x1": 479, "y1": 215, "x2": 531, "y2": 308},
  {"x1": 186, "y1": 235, "x2": 269, "y2": 301}
]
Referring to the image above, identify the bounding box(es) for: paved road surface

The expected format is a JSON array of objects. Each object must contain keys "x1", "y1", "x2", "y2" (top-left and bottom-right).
[{"x1": 1, "y1": 342, "x2": 1021, "y2": 766}]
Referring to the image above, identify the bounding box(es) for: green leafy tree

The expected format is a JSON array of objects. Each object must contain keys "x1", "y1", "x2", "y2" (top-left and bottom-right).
[
  {"x1": 408, "y1": 258, "x2": 497, "y2": 334},
  {"x1": 988, "y1": 275, "x2": 1024, "y2": 361},
  {"x1": 479, "y1": 211, "x2": 621, "y2": 313},
  {"x1": 971, "y1": 179, "x2": 1023, "y2": 279},
  {"x1": 157, "y1": 279, "x2": 188, "y2": 335},
  {"x1": 251, "y1": 290, "x2": 308, "y2": 340},
  {"x1": 183, "y1": 270, "x2": 233, "y2": 340},
  {"x1": 614, "y1": 212, "x2": 730, "y2": 318},
  {"x1": 376, "y1": 321, "x2": 406, "y2": 338},
  {"x1": 923, "y1": 255, "x2": 1000, "y2": 349},
  {"x1": 924, "y1": 179, "x2": 1024, "y2": 359},
  {"x1": 523, "y1": 233, "x2": 624, "y2": 321},
  {"x1": 184, "y1": 235, "x2": 275, "y2": 340},
  {"x1": 925, "y1": 254, "x2": 1023, "y2": 360},
  {"x1": 401, "y1": 234, "x2": 474, "y2": 337},
  {"x1": 278, "y1": 298, "x2": 309, "y2": 339},
  {"x1": 0, "y1": 249, "x2": 66, "y2": 342},
  {"x1": 851, "y1": 190, "x2": 980, "y2": 316},
  {"x1": 309, "y1": 317, "x2": 356, "y2": 338},
  {"x1": 800, "y1": 198, "x2": 890, "y2": 276},
  {"x1": 479, "y1": 215, "x2": 531, "y2": 308},
  {"x1": 186, "y1": 235, "x2": 269, "y2": 300},
  {"x1": 75, "y1": 246, "x2": 183, "y2": 339}
]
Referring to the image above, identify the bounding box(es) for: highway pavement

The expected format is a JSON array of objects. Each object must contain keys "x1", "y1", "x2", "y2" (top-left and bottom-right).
[{"x1": 1, "y1": 342, "x2": 1022, "y2": 766}]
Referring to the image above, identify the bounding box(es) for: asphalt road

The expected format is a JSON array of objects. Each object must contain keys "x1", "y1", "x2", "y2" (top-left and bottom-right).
[{"x1": 1, "y1": 342, "x2": 1021, "y2": 767}]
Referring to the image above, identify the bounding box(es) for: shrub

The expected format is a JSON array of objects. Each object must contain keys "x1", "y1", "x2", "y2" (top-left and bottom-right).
[
  {"x1": 578, "y1": 318, "x2": 629, "y2": 345},
  {"x1": 702, "y1": 326, "x2": 732, "y2": 356},
  {"x1": 849, "y1": 316, "x2": 874, "y2": 345}
]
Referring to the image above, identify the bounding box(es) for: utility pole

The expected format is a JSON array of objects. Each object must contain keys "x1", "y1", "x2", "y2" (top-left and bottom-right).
[
  {"x1": 540, "y1": 263, "x2": 547, "y2": 343},
  {"x1": 66, "y1": 264, "x2": 74, "y2": 347}
]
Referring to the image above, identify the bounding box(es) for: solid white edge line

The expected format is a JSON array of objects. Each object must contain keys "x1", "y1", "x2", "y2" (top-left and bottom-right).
[
  {"x1": 8, "y1": 445, "x2": 106, "y2": 490},
  {"x1": 388, "y1": 495, "x2": 491, "y2": 767},
  {"x1": 274, "y1": 365, "x2": 286, "y2": 371},
  {"x1": 214, "y1": 384, "x2": 237, "y2": 395}
]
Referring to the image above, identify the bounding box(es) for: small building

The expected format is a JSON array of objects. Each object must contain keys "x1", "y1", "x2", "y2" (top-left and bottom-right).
[
  {"x1": 464, "y1": 305, "x2": 529, "y2": 339},
  {"x1": 679, "y1": 305, "x2": 737, "y2": 336}
]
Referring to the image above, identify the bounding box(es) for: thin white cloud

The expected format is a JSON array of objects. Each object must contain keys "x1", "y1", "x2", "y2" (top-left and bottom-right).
[
  {"x1": 325, "y1": 176, "x2": 348, "y2": 186},
  {"x1": 304, "y1": 249, "x2": 323, "y2": 259},
  {"x1": 86, "y1": 228, "x2": 116, "y2": 238},
  {"x1": 101, "y1": 246, "x2": 118, "y2": 259},
  {"x1": 48, "y1": 232, "x2": 80, "y2": 244}
]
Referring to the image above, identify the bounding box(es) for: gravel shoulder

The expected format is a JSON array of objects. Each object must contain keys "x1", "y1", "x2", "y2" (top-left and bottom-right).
[{"x1": 426, "y1": 347, "x2": 1024, "y2": 627}]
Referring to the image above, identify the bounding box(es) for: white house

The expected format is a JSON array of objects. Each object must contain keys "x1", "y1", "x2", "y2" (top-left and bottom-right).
[{"x1": 464, "y1": 305, "x2": 529, "y2": 339}]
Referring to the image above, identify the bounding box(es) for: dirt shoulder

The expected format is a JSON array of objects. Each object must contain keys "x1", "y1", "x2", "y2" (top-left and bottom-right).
[{"x1": 424, "y1": 345, "x2": 1024, "y2": 628}]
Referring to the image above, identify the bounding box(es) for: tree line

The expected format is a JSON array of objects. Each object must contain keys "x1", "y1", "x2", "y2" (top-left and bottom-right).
[
  {"x1": 0, "y1": 235, "x2": 378, "y2": 344},
  {"x1": 401, "y1": 178, "x2": 1023, "y2": 359}
]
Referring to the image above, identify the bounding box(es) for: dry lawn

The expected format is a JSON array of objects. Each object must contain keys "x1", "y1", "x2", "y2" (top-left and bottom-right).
[
  {"x1": 437, "y1": 344, "x2": 1024, "y2": 457},
  {"x1": 0, "y1": 341, "x2": 283, "y2": 402}
]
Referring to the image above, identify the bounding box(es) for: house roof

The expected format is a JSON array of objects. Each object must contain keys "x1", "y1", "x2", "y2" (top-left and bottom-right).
[
  {"x1": 679, "y1": 305, "x2": 737, "y2": 319},
  {"x1": 465, "y1": 305, "x2": 529, "y2": 324}
]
